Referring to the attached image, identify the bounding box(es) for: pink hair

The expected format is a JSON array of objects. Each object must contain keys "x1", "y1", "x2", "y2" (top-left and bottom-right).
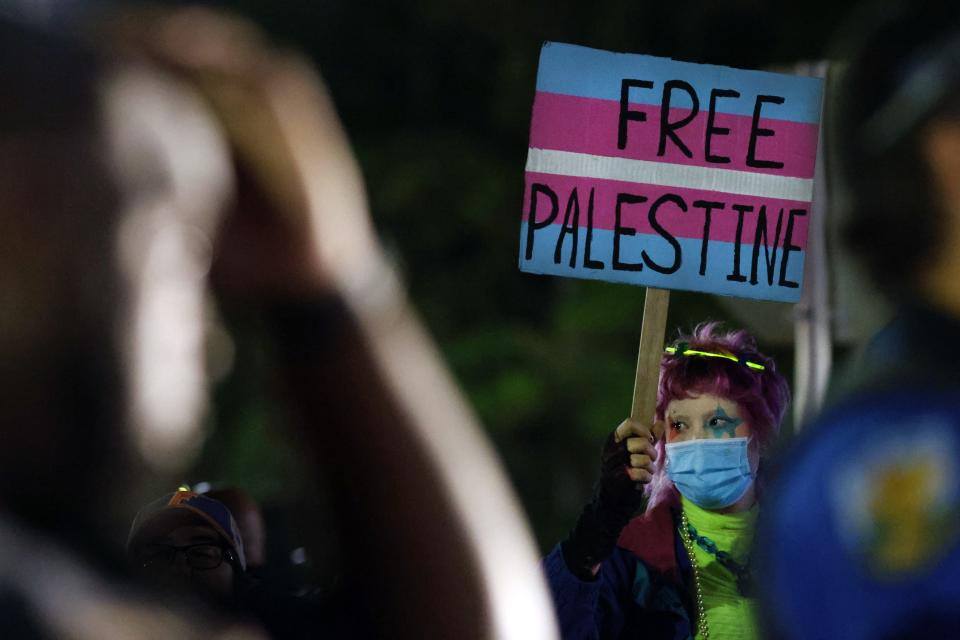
[{"x1": 645, "y1": 322, "x2": 790, "y2": 510}]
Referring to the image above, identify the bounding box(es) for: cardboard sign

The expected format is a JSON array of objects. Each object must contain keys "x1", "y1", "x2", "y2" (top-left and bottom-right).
[{"x1": 519, "y1": 42, "x2": 824, "y2": 302}]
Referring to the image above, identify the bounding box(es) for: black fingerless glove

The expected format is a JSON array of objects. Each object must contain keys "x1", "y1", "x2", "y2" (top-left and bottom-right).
[{"x1": 561, "y1": 431, "x2": 647, "y2": 580}]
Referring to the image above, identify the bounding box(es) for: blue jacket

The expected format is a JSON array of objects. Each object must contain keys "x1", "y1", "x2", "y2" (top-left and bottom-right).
[{"x1": 544, "y1": 498, "x2": 696, "y2": 639}]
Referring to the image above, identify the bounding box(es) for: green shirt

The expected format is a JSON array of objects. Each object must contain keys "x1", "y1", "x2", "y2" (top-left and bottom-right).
[{"x1": 682, "y1": 496, "x2": 759, "y2": 640}]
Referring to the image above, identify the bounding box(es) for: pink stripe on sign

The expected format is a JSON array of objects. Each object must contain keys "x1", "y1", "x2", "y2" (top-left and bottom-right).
[
  {"x1": 529, "y1": 91, "x2": 819, "y2": 179},
  {"x1": 522, "y1": 172, "x2": 811, "y2": 250}
]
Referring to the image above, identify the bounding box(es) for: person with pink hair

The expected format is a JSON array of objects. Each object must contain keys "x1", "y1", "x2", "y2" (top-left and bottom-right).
[{"x1": 545, "y1": 322, "x2": 790, "y2": 639}]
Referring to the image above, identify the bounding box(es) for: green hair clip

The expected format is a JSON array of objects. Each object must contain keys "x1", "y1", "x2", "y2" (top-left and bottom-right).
[{"x1": 664, "y1": 341, "x2": 765, "y2": 371}]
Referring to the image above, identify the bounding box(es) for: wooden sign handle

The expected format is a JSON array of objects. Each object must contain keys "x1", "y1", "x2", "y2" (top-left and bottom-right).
[{"x1": 630, "y1": 288, "x2": 670, "y2": 438}]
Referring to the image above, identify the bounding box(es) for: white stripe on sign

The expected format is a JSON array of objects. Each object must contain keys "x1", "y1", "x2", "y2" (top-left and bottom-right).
[{"x1": 525, "y1": 148, "x2": 814, "y2": 202}]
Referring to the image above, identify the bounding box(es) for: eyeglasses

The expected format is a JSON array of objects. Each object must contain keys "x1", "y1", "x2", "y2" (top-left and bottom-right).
[
  {"x1": 665, "y1": 343, "x2": 766, "y2": 371},
  {"x1": 139, "y1": 543, "x2": 235, "y2": 571}
]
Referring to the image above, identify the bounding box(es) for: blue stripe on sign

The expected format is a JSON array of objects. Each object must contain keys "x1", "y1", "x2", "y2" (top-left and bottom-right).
[
  {"x1": 535, "y1": 42, "x2": 824, "y2": 125},
  {"x1": 518, "y1": 222, "x2": 804, "y2": 303}
]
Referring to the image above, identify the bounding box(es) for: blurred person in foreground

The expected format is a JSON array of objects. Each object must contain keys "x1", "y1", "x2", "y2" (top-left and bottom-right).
[
  {"x1": 757, "y1": 2, "x2": 960, "y2": 638},
  {"x1": 0, "y1": 7, "x2": 557, "y2": 639},
  {"x1": 545, "y1": 324, "x2": 789, "y2": 639},
  {"x1": 0, "y1": 17, "x2": 258, "y2": 640}
]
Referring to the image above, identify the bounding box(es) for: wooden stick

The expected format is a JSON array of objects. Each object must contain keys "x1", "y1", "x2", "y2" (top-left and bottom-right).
[{"x1": 630, "y1": 287, "x2": 670, "y2": 437}]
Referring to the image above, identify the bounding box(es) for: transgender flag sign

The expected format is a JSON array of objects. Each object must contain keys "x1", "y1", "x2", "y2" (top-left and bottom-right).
[{"x1": 519, "y1": 42, "x2": 824, "y2": 303}]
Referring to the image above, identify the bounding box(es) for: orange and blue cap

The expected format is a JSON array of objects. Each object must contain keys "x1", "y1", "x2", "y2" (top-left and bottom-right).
[{"x1": 127, "y1": 490, "x2": 247, "y2": 571}]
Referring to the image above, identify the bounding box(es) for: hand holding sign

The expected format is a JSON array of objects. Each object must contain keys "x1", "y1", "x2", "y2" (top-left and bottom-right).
[
  {"x1": 614, "y1": 417, "x2": 659, "y2": 484},
  {"x1": 562, "y1": 423, "x2": 652, "y2": 580}
]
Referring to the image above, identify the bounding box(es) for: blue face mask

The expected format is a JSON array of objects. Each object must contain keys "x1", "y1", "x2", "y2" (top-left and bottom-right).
[{"x1": 665, "y1": 437, "x2": 754, "y2": 510}]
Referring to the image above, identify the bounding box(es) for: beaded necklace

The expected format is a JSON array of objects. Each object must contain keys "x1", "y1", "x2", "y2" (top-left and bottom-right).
[
  {"x1": 678, "y1": 510, "x2": 754, "y2": 639},
  {"x1": 678, "y1": 510, "x2": 710, "y2": 639}
]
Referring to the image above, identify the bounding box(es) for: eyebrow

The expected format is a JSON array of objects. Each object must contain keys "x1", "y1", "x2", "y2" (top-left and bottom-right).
[{"x1": 705, "y1": 406, "x2": 740, "y2": 419}]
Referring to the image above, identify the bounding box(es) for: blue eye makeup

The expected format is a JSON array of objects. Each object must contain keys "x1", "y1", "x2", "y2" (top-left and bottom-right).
[{"x1": 707, "y1": 405, "x2": 742, "y2": 437}]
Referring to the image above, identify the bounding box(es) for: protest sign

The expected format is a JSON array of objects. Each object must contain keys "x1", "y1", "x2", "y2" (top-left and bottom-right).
[{"x1": 519, "y1": 42, "x2": 824, "y2": 303}]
